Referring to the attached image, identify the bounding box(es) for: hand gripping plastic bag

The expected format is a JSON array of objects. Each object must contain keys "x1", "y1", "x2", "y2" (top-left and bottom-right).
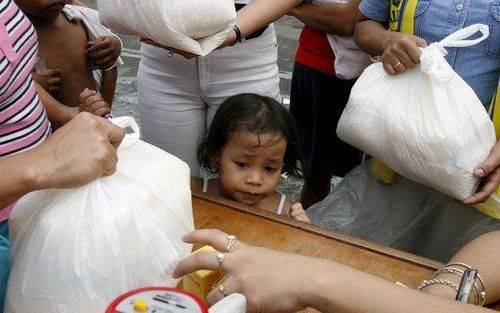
[
  {"x1": 5, "y1": 117, "x2": 194, "y2": 313},
  {"x1": 337, "y1": 24, "x2": 496, "y2": 201},
  {"x1": 97, "y1": 0, "x2": 236, "y2": 56}
]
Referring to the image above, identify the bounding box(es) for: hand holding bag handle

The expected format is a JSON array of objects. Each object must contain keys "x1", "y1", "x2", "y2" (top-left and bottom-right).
[{"x1": 109, "y1": 116, "x2": 140, "y2": 148}]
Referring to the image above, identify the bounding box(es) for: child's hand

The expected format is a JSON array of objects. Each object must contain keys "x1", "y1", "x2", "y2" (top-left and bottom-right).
[
  {"x1": 86, "y1": 36, "x2": 121, "y2": 70},
  {"x1": 79, "y1": 89, "x2": 111, "y2": 117},
  {"x1": 289, "y1": 203, "x2": 311, "y2": 224},
  {"x1": 32, "y1": 68, "x2": 61, "y2": 93}
]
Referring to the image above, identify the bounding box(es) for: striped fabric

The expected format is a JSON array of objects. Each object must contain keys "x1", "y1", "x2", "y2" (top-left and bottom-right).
[{"x1": 0, "y1": 0, "x2": 51, "y2": 221}]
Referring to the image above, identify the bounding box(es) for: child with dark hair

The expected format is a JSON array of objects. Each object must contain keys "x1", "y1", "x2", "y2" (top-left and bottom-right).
[{"x1": 193, "y1": 93, "x2": 310, "y2": 223}]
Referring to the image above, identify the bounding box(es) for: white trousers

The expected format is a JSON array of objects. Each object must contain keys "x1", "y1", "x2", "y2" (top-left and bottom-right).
[{"x1": 137, "y1": 25, "x2": 280, "y2": 176}]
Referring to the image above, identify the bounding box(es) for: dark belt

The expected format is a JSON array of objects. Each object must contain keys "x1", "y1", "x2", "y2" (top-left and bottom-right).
[{"x1": 234, "y1": 3, "x2": 269, "y2": 40}]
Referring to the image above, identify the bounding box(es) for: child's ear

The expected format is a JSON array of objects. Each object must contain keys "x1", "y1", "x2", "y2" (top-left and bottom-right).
[{"x1": 210, "y1": 153, "x2": 220, "y2": 172}]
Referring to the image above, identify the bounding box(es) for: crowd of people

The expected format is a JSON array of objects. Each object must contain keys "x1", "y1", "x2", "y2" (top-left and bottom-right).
[{"x1": 0, "y1": 0, "x2": 499, "y2": 312}]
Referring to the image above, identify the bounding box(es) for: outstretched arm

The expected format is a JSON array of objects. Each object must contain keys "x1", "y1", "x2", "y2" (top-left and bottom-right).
[
  {"x1": 353, "y1": 14, "x2": 426, "y2": 75},
  {"x1": 289, "y1": 0, "x2": 361, "y2": 36},
  {"x1": 0, "y1": 113, "x2": 124, "y2": 208},
  {"x1": 173, "y1": 229, "x2": 498, "y2": 313},
  {"x1": 423, "y1": 231, "x2": 500, "y2": 304},
  {"x1": 220, "y1": 0, "x2": 302, "y2": 47}
]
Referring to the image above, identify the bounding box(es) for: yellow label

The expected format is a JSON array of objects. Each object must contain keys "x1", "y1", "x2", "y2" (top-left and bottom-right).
[
  {"x1": 181, "y1": 245, "x2": 224, "y2": 301},
  {"x1": 389, "y1": 0, "x2": 404, "y2": 31}
]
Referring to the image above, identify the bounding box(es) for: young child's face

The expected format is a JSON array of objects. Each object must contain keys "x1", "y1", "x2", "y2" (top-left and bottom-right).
[
  {"x1": 218, "y1": 131, "x2": 286, "y2": 207},
  {"x1": 16, "y1": 0, "x2": 67, "y2": 21}
]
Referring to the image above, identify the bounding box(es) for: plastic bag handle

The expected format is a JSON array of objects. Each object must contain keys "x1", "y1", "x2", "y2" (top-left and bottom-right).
[
  {"x1": 420, "y1": 24, "x2": 489, "y2": 81},
  {"x1": 110, "y1": 116, "x2": 140, "y2": 148},
  {"x1": 437, "y1": 24, "x2": 489, "y2": 48}
]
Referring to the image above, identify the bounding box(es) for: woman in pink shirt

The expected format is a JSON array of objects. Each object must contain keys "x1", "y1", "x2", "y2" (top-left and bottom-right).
[{"x1": 0, "y1": 0, "x2": 124, "y2": 309}]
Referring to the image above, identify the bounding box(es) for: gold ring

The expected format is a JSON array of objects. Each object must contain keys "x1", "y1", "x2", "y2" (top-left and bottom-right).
[{"x1": 393, "y1": 61, "x2": 402, "y2": 68}]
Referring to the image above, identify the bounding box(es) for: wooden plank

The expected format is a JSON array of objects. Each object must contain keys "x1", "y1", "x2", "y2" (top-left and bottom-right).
[{"x1": 192, "y1": 192, "x2": 500, "y2": 311}]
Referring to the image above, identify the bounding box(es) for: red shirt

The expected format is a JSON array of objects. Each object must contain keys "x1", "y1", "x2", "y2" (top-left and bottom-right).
[{"x1": 295, "y1": 25, "x2": 335, "y2": 76}]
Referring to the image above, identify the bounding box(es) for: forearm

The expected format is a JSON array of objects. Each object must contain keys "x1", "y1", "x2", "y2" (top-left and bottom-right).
[
  {"x1": 71, "y1": 0, "x2": 86, "y2": 6},
  {"x1": 236, "y1": 0, "x2": 301, "y2": 37},
  {"x1": 308, "y1": 260, "x2": 493, "y2": 313},
  {"x1": 290, "y1": 1, "x2": 360, "y2": 36},
  {"x1": 35, "y1": 82, "x2": 77, "y2": 128},
  {"x1": 423, "y1": 231, "x2": 500, "y2": 304},
  {"x1": 353, "y1": 18, "x2": 396, "y2": 56},
  {"x1": 0, "y1": 151, "x2": 45, "y2": 208},
  {"x1": 101, "y1": 68, "x2": 117, "y2": 107}
]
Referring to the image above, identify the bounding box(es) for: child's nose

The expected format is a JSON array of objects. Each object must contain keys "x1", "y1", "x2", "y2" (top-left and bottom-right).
[{"x1": 245, "y1": 170, "x2": 263, "y2": 186}]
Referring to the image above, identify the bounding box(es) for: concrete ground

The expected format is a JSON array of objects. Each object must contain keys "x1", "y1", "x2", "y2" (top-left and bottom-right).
[{"x1": 86, "y1": 1, "x2": 338, "y2": 202}]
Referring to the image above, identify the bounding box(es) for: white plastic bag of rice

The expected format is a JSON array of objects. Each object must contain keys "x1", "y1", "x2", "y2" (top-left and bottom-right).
[
  {"x1": 98, "y1": 0, "x2": 236, "y2": 56},
  {"x1": 337, "y1": 24, "x2": 496, "y2": 201}
]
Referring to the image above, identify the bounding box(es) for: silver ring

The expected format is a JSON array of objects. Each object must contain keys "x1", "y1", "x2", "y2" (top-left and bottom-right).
[
  {"x1": 226, "y1": 235, "x2": 237, "y2": 252},
  {"x1": 166, "y1": 50, "x2": 174, "y2": 57},
  {"x1": 218, "y1": 284, "x2": 228, "y2": 297},
  {"x1": 216, "y1": 252, "x2": 225, "y2": 268}
]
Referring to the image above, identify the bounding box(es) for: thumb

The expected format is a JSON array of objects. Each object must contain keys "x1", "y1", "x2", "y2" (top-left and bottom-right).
[
  {"x1": 474, "y1": 143, "x2": 500, "y2": 177},
  {"x1": 415, "y1": 36, "x2": 428, "y2": 48}
]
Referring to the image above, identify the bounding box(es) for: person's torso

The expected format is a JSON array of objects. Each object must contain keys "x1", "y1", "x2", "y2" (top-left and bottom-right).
[
  {"x1": 0, "y1": 0, "x2": 50, "y2": 159},
  {"x1": 410, "y1": 0, "x2": 499, "y2": 106},
  {"x1": 361, "y1": 0, "x2": 499, "y2": 106},
  {"x1": 35, "y1": 12, "x2": 97, "y2": 107},
  {"x1": 296, "y1": 26, "x2": 336, "y2": 75}
]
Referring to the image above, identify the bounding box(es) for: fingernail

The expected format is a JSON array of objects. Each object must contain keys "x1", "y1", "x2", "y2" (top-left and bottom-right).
[
  {"x1": 84, "y1": 88, "x2": 89, "y2": 91},
  {"x1": 476, "y1": 168, "x2": 486, "y2": 177}
]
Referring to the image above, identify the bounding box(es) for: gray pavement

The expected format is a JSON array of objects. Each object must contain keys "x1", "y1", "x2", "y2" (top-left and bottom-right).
[{"x1": 86, "y1": 1, "x2": 323, "y2": 201}]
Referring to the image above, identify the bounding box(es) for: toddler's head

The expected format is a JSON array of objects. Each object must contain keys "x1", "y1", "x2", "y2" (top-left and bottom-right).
[
  {"x1": 198, "y1": 93, "x2": 304, "y2": 206},
  {"x1": 16, "y1": 0, "x2": 68, "y2": 22}
]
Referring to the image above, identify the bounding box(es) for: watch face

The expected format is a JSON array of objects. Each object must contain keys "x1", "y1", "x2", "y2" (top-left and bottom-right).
[{"x1": 107, "y1": 287, "x2": 209, "y2": 313}]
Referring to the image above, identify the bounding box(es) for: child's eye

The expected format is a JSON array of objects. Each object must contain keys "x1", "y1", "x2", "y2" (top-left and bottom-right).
[
  {"x1": 234, "y1": 161, "x2": 248, "y2": 168},
  {"x1": 265, "y1": 166, "x2": 278, "y2": 173}
]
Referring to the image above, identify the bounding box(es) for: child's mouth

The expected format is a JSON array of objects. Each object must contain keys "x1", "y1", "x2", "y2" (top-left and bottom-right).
[{"x1": 239, "y1": 192, "x2": 260, "y2": 201}]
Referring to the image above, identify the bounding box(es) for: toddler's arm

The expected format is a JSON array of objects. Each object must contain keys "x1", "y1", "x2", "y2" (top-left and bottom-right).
[
  {"x1": 289, "y1": 203, "x2": 311, "y2": 224},
  {"x1": 100, "y1": 67, "x2": 117, "y2": 106}
]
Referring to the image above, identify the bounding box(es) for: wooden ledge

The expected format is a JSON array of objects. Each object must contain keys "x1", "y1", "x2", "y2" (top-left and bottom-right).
[{"x1": 191, "y1": 191, "x2": 500, "y2": 311}]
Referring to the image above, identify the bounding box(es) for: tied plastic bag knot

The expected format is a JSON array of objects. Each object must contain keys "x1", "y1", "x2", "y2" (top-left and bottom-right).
[
  {"x1": 110, "y1": 116, "x2": 140, "y2": 148},
  {"x1": 420, "y1": 24, "x2": 489, "y2": 82},
  {"x1": 420, "y1": 43, "x2": 454, "y2": 82}
]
